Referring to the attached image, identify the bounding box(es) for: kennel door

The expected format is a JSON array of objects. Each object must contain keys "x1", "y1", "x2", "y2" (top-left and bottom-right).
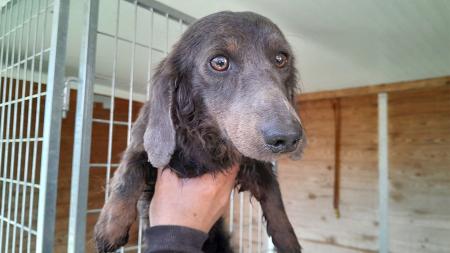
[
  {"x1": 69, "y1": 1, "x2": 272, "y2": 252},
  {"x1": 68, "y1": 1, "x2": 196, "y2": 252},
  {"x1": 0, "y1": 0, "x2": 69, "y2": 252}
]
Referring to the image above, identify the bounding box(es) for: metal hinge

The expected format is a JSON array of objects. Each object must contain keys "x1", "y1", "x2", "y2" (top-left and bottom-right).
[{"x1": 63, "y1": 77, "x2": 79, "y2": 118}]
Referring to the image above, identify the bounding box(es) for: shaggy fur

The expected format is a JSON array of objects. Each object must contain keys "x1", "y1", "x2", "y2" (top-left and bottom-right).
[{"x1": 95, "y1": 11, "x2": 305, "y2": 253}]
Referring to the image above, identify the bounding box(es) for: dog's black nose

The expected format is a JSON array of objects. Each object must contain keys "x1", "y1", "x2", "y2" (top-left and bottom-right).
[{"x1": 262, "y1": 121, "x2": 302, "y2": 153}]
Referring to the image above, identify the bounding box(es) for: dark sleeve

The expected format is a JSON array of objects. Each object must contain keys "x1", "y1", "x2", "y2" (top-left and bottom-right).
[{"x1": 144, "y1": 225, "x2": 208, "y2": 253}]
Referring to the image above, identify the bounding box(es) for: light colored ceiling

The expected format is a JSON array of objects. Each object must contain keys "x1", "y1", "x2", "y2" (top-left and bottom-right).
[
  {"x1": 156, "y1": 0, "x2": 450, "y2": 92},
  {"x1": 3, "y1": 0, "x2": 449, "y2": 96}
]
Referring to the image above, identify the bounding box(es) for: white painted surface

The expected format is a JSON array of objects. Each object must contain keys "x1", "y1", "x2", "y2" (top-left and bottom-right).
[
  {"x1": 3, "y1": 0, "x2": 450, "y2": 95},
  {"x1": 378, "y1": 93, "x2": 389, "y2": 253},
  {"x1": 156, "y1": 0, "x2": 450, "y2": 92}
]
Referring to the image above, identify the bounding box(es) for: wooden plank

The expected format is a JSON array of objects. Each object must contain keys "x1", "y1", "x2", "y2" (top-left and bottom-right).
[
  {"x1": 279, "y1": 85, "x2": 450, "y2": 253},
  {"x1": 297, "y1": 76, "x2": 450, "y2": 102},
  {"x1": 301, "y1": 239, "x2": 377, "y2": 253}
]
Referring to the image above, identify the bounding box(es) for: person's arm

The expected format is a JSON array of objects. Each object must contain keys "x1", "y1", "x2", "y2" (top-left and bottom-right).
[
  {"x1": 145, "y1": 225, "x2": 208, "y2": 253},
  {"x1": 145, "y1": 165, "x2": 239, "y2": 253}
]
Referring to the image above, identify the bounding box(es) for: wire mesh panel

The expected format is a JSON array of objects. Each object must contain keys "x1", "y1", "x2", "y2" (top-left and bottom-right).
[
  {"x1": 68, "y1": 1, "x2": 195, "y2": 252},
  {"x1": 0, "y1": 0, "x2": 69, "y2": 252},
  {"x1": 229, "y1": 173, "x2": 276, "y2": 253},
  {"x1": 69, "y1": 0, "x2": 272, "y2": 252}
]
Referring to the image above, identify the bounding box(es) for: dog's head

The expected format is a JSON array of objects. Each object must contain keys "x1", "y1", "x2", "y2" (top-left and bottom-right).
[{"x1": 144, "y1": 11, "x2": 306, "y2": 169}]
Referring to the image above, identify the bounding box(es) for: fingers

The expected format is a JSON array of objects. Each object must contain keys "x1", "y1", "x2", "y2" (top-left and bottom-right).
[{"x1": 150, "y1": 165, "x2": 239, "y2": 232}]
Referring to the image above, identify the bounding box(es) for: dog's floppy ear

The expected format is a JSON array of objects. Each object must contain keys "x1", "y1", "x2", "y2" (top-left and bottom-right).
[{"x1": 143, "y1": 63, "x2": 176, "y2": 168}]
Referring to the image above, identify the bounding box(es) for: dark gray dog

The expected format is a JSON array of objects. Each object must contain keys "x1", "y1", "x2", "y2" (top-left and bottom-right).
[{"x1": 94, "y1": 11, "x2": 306, "y2": 253}]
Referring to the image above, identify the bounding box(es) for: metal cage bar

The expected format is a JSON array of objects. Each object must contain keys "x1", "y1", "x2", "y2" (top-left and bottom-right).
[
  {"x1": 0, "y1": 0, "x2": 69, "y2": 252},
  {"x1": 36, "y1": 0, "x2": 69, "y2": 252},
  {"x1": 67, "y1": 0, "x2": 99, "y2": 252}
]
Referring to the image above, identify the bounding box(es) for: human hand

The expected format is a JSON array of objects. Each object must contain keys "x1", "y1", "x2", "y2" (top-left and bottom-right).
[{"x1": 149, "y1": 165, "x2": 240, "y2": 233}]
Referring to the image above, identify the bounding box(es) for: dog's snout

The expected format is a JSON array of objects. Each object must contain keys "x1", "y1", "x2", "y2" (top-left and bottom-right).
[{"x1": 262, "y1": 120, "x2": 302, "y2": 153}]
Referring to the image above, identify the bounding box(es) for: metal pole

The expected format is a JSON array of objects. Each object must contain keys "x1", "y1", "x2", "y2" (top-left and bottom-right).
[
  {"x1": 18, "y1": 0, "x2": 37, "y2": 251},
  {"x1": 11, "y1": 0, "x2": 29, "y2": 249},
  {"x1": 239, "y1": 192, "x2": 244, "y2": 253},
  {"x1": 267, "y1": 161, "x2": 277, "y2": 252},
  {"x1": 248, "y1": 194, "x2": 253, "y2": 253},
  {"x1": 27, "y1": 0, "x2": 46, "y2": 251},
  {"x1": 127, "y1": 0, "x2": 137, "y2": 145},
  {"x1": 229, "y1": 189, "x2": 234, "y2": 233},
  {"x1": 105, "y1": 0, "x2": 120, "y2": 201},
  {"x1": 129, "y1": 1, "x2": 139, "y2": 251},
  {"x1": 257, "y1": 204, "x2": 262, "y2": 253},
  {"x1": 67, "y1": 0, "x2": 99, "y2": 252},
  {"x1": 35, "y1": 0, "x2": 69, "y2": 252},
  {"x1": 165, "y1": 12, "x2": 169, "y2": 55},
  {"x1": 3, "y1": 0, "x2": 22, "y2": 251},
  {"x1": 0, "y1": 2, "x2": 13, "y2": 250},
  {"x1": 378, "y1": 92, "x2": 389, "y2": 253},
  {"x1": 146, "y1": 8, "x2": 154, "y2": 99}
]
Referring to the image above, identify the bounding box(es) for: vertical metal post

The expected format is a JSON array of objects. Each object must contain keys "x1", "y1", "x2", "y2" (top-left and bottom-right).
[
  {"x1": 378, "y1": 92, "x2": 389, "y2": 253},
  {"x1": 239, "y1": 192, "x2": 244, "y2": 253},
  {"x1": 36, "y1": 0, "x2": 69, "y2": 252},
  {"x1": 129, "y1": 1, "x2": 138, "y2": 252},
  {"x1": 229, "y1": 189, "x2": 234, "y2": 233},
  {"x1": 0, "y1": 3, "x2": 13, "y2": 250},
  {"x1": 146, "y1": 8, "x2": 154, "y2": 99},
  {"x1": 266, "y1": 161, "x2": 277, "y2": 252},
  {"x1": 257, "y1": 204, "x2": 262, "y2": 253},
  {"x1": 248, "y1": 194, "x2": 253, "y2": 253},
  {"x1": 67, "y1": 0, "x2": 99, "y2": 252},
  {"x1": 4, "y1": 1, "x2": 22, "y2": 251},
  {"x1": 28, "y1": 1, "x2": 46, "y2": 251},
  {"x1": 105, "y1": 0, "x2": 120, "y2": 201},
  {"x1": 18, "y1": 1, "x2": 37, "y2": 251},
  {"x1": 11, "y1": 1, "x2": 29, "y2": 250},
  {"x1": 127, "y1": 0, "x2": 137, "y2": 145},
  {"x1": 165, "y1": 12, "x2": 169, "y2": 55}
]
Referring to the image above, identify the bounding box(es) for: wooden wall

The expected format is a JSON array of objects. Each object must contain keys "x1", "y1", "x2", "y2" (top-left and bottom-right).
[
  {"x1": 54, "y1": 91, "x2": 142, "y2": 252},
  {"x1": 277, "y1": 84, "x2": 450, "y2": 253}
]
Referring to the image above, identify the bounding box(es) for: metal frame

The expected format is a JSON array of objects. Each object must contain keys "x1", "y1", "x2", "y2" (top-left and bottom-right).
[
  {"x1": 68, "y1": 1, "x2": 272, "y2": 252},
  {"x1": 125, "y1": 0, "x2": 195, "y2": 25},
  {"x1": 67, "y1": 0, "x2": 99, "y2": 252},
  {"x1": 0, "y1": 0, "x2": 69, "y2": 252},
  {"x1": 67, "y1": 1, "x2": 195, "y2": 252},
  {"x1": 36, "y1": 0, "x2": 69, "y2": 252}
]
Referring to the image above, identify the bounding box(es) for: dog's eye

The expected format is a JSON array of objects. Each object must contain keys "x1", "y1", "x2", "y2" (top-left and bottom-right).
[
  {"x1": 210, "y1": 55, "x2": 229, "y2": 71},
  {"x1": 274, "y1": 53, "x2": 288, "y2": 68}
]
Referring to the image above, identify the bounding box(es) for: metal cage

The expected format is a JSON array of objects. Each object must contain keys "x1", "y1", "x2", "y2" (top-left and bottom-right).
[
  {"x1": 1, "y1": 0, "x2": 274, "y2": 252},
  {"x1": 68, "y1": 0, "x2": 274, "y2": 252},
  {"x1": 0, "y1": 0, "x2": 69, "y2": 252}
]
